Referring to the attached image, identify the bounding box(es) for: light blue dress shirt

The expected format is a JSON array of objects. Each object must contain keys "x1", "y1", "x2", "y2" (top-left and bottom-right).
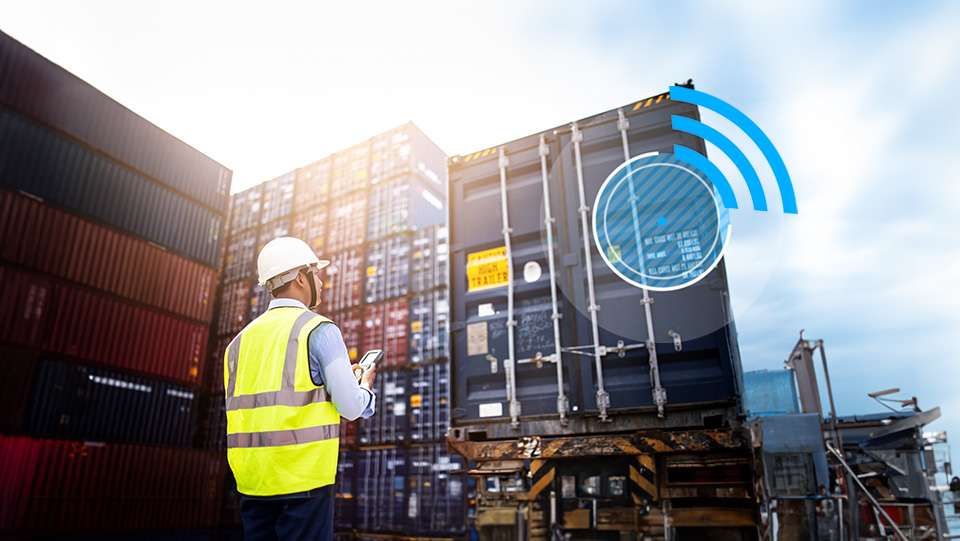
[{"x1": 267, "y1": 299, "x2": 375, "y2": 420}]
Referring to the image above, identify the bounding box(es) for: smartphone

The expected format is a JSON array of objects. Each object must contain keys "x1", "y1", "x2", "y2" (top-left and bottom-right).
[{"x1": 355, "y1": 349, "x2": 383, "y2": 381}]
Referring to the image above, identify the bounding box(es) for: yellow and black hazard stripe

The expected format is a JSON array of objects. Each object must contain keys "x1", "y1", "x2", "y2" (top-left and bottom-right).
[
  {"x1": 632, "y1": 92, "x2": 670, "y2": 111},
  {"x1": 461, "y1": 147, "x2": 498, "y2": 163},
  {"x1": 528, "y1": 458, "x2": 556, "y2": 500},
  {"x1": 628, "y1": 455, "x2": 657, "y2": 504}
]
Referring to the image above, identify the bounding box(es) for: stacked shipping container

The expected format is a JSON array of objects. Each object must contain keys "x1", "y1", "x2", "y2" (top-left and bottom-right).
[
  {"x1": 0, "y1": 31, "x2": 231, "y2": 537},
  {"x1": 204, "y1": 122, "x2": 467, "y2": 537}
]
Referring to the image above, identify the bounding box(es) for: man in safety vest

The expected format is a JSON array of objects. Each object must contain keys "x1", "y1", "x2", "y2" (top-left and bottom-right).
[{"x1": 224, "y1": 237, "x2": 376, "y2": 541}]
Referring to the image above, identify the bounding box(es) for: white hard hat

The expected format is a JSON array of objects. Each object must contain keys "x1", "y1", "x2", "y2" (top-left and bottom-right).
[{"x1": 257, "y1": 237, "x2": 330, "y2": 291}]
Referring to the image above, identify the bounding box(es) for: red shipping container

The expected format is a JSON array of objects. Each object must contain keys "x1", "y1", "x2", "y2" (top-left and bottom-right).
[
  {"x1": 0, "y1": 190, "x2": 216, "y2": 323},
  {"x1": 322, "y1": 248, "x2": 364, "y2": 313},
  {"x1": 0, "y1": 435, "x2": 225, "y2": 535},
  {"x1": 0, "y1": 266, "x2": 51, "y2": 348},
  {"x1": 362, "y1": 300, "x2": 409, "y2": 369},
  {"x1": 9, "y1": 273, "x2": 211, "y2": 387},
  {"x1": 0, "y1": 345, "x2": 38, "y2": 432}
]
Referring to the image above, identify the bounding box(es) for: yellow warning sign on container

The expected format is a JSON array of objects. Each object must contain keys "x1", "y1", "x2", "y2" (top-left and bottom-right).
[{"x1": 467, "y1": 247, "x2": 509, "y2": 292}]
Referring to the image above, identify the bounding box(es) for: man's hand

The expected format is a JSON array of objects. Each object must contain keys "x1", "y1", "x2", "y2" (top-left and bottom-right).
[{"x1": 356, "y1": 363, "x2": 377, "y2": 391}]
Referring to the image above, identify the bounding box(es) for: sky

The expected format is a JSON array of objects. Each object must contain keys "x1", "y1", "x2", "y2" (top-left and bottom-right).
[{"x1": 1, "y1": 1, "x2": 958, "y2": 459}]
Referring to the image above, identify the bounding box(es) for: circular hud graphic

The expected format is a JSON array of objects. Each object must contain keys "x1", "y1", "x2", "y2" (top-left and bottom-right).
[{"x1": 593, "y1": 153, "x2": 732, "y2": 291}]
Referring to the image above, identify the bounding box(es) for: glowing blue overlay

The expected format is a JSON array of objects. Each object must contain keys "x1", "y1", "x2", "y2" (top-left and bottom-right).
[
  {"x1": 669, "y1": 85, "x2": 798, "y2": 214},
  {"x1": 593, "y1": 154, "x2": 731, "y2": 291}
]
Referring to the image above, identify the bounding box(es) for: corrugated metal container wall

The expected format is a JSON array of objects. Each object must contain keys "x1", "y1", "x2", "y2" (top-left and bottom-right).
[
  {"x1": 290, "y1": 204, "x2": 329, "y2": 258},
  {"x1": 447, "y1": 93, "x2": 743, "y2": 437},
  {"x1": 257, "y1": 219, "x2": 292, "y2": 256},
  {"x1": 356, "y1": 447, "x2": 406, "y2": 532},
  {"x1": 409, "y1": 289, "x2": 449, "y2": 365},
  {"x1": 294, "y1": 157, "x2": 331, "y2": 213},
  {"x1": 323, "y1": 249, "x2": 364, "y2": 313},
  {"x1": 0, "y1": 190, "x2": 215, "y2": 322},
  {"x1": 229, "y1": 184, "x2": 263, "y2": 236},
  {"x1": 363, "y1": 235, "x2": 411, "y2": 304},
  {"x1": 326, "y1": 191, "x2": 367, "y2": 253},
  {"x1": 0, "y1": 346, "x2": 38, "y2": 432},
  {"x1": 216, "y1": 279, "x2": 252, "y2": 336},
  {"x1": 0, "y1": 435, "x2": 224, "y2": 534},
  {"x1": 357, "y1": 369, "x2": 408, "y2": 445},
  {"x1": 362, "y1": 300, "x2": 409, "y2": 369},
  {"x1": 330, "y1": 309, "x2": 363, "y2": 362},
  {"x1": 0, "y1": 31, "x2": 231, "y2": 213},
  {"x1": 25, "y1": 359, "x2": 197, "y2": 446},
  {"x1": 330, "y1": 143, "x2": 370, "y2": 201},
  {"x1": 247, "y1": 282, "x2": 272, "y2": 322},
  {"x1": 365, "y1": 176, "x2": 446, "y2": 242},
  {"x1": 334, "y1": 449, "x2": 356, "y2": 530},
  {"x1": 199, "y1": 336, "x2": 231, "y2": 451},
  {"x1": 409, "y1": 363, "x2": 451, "y2": 443},
  {"x1": 406, "y1": 444, "x2": 467, "y2": 535},
  {"x1": 410, "y1": 225, "x2": 448, "y2": 294},
  {"x1": 4, "y1": 270, "x2": 210, "y2": 387},
  {"x1": 259, "y1": 172, "x2": 295, "y2": 226},
  {"x1": 222, "y1": 229, "x2": 258, "y2": 284},
  {"x1": 340, "y1": 417, "x2": 356, "y2": 448},
  {"x1": 0, "y1": 107, "x2": 225, "y2": 268},
  {"x1": 0, "y1": 265, "x2": 51, "y2": 348},
  {"x1": 368, "y1": 123, "x2": 449, "y2": 195}
]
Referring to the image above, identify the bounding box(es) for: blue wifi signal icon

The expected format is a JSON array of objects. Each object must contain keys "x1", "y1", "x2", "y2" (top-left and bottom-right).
[
  {"x1": 669, "y1": 85, "x2": 798, "y2": 214},
  {"x1": 592, "y1": 86, "x2": 797, "y2": 291}
]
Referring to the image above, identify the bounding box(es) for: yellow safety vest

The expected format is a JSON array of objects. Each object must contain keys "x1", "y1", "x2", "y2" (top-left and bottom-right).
[{"x1": 224, "y1": 307, "x2": 340, "y2": 496}]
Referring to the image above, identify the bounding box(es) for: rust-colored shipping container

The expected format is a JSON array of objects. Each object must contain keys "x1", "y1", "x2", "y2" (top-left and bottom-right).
[
  {"x1": 323, "y1": 249, "x2": 364, "y2": 313},
  {"x1": 361, "y1": 300, "x2": 409, "y2": 369},
  {"x1": 0, "y1": 435, "x2": 225, "y2": 535},
  {"x1": 0, "y1": 190, "x2": 215, "y2": 323}
]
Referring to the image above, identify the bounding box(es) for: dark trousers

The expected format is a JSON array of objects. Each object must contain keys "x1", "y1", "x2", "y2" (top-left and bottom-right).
[{"x1": 239, "y1": 484, "x2": 334, "y2": 541}]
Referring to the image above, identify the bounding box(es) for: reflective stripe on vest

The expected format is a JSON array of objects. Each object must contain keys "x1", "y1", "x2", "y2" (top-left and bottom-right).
[{"x1": 225, "y1": 308, "x2": 340, "y2": 495}]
